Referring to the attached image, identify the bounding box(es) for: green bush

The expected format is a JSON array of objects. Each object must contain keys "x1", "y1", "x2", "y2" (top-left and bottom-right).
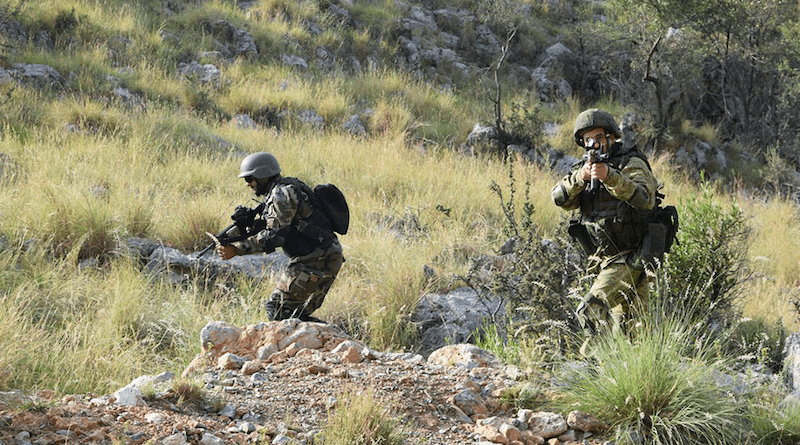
[
  {"x1": 475, "y1": 150, "x2": 582, "y2": 334},
  {"x1": 728, "y1": 317, "x2": 787, "y2": 374},
  {"x1": 663, "y1": 178, "x2": 751, "y2": 324}
]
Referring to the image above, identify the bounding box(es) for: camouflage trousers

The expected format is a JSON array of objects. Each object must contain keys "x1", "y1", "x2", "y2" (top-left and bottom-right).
[
  {"x1": 265, "y1": 240, "x2": 344, "y2": 322},
  {"x1": 576, "y1": 254, "x2": 650, "y2": 336}
]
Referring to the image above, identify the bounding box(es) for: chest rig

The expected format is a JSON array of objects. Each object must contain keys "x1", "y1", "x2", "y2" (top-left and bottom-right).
[
  {"x1": 576, "y1": 148, "x2": 653, "y2": 256},
  {"x1": 269, "y1": 177, "x2": 336, "y2": 257}
]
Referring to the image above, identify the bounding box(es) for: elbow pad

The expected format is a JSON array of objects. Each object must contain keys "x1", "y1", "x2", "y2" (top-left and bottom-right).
[
  {"x1": 552, "y1": 184, "x2": 570, "y2": 207},
  {"x1": 260, "y1": 237, "x2": 278, "y2": 254},
  {"x1": 257, "y1": 228, "x2": 287, "y2": 253}
]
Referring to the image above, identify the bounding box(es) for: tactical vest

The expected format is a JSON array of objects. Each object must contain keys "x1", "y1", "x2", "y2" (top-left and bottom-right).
[
  {"x1": 577, "y1": 147, "x2": 653, "y2": 256},
  {"x1": 271, "y1": 177, "x2": 337, "y2": 257}
]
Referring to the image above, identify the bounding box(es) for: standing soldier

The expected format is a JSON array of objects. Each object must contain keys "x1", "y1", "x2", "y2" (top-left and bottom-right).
[
  {"x1": 216, "y1": 152, "x2": 344, "y2": 322},
  {"x1": 551, "y1": 109, "x2": 659, "y2": 337}
]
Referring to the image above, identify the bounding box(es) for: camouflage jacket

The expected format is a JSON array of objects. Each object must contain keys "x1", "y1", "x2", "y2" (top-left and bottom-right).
[
  {"x1": 552, "y1": 146, "x2": 658, "y2": 259},
  {"x1": 236, "y1": 177, "x2": 337, "y2": 258}
]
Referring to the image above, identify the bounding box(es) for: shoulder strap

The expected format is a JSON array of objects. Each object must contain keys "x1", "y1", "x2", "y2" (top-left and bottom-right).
[
  {"x1": 275, "y1": 177, "x2": 335, "y2": 242},
  {"x1": 625, "y1": 149, "x2": 652, "y2": 171}
]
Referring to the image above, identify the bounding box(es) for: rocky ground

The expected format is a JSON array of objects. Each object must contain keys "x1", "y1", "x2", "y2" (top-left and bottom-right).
[{"x1": 0, "y1": 320, "x2": 610, "y2": 445}]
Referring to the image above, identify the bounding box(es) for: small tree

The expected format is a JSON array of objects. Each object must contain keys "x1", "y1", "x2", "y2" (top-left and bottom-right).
[
  {"x1": 660, "y1": 178, "x2": 752, "y2": 324},
  {"x1": 605, "y1": 0, "x2": 795, "y2": 147},
  {"x1": 477, "y1": 0, "x2": 544, "y2": 156}
]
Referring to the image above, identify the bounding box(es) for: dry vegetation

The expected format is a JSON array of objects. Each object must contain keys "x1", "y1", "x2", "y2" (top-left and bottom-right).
[{"x1": 2, "y1": 0, "x2": 800, "y2": 442}]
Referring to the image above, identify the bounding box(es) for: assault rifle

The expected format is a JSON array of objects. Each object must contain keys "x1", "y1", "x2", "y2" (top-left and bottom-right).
[
  {"x1": 196, "y1": 202, "x2": 266, "y2": 258},
  {"x1": 583, "y1": 138, "x2": 610, "y2": 194}
]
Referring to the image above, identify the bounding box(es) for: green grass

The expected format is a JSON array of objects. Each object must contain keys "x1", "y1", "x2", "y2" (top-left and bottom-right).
[
  {"x1": 322, "y1": 390, "x2": 404, "y2": 445},
  {"x1": 554, "y1": 311, "x2": 747, "y2": 445},
  {"x1": 748, "y1": 394, "x2": 800, "y2": 445}
]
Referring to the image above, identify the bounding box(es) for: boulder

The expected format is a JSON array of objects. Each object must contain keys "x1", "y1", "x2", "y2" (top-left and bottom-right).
[
  {"x1": 411, "y1": 287, "x2": 505, "y2": 356},
  {"x1": 144, "y1": 245, "x2": 288, "y2": 285}
]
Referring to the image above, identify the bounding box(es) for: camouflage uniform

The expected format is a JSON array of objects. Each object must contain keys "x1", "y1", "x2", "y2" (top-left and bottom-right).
[
  {"x1": 236, "y1": 178, "x2": 344, "y2": 322},
  {"x1": 552, "y1": 111, "x2": 658, "y2": 335}
]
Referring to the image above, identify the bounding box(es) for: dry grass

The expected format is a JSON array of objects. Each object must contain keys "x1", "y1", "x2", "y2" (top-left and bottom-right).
[{"x1": 1, "y1": 0, "x2": 798, "y2": 400}]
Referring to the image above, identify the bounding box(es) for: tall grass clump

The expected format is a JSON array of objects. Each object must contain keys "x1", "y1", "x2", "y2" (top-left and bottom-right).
[
  {"x1": 475, "y1": 323, "x2": 552, "y2": 408},
  {"x1": 555, "y1": 302, "x2": 746, "y2": 445},
  {"x1": 745, "y1": 197, "x2": 800, "y2": 328},
  {"x1": 322, "y1": 390, "x2": 404, "y2": 445},
  {"x1": 0, "y1": 248, "x2": 197, "y2": 393},
  {"x1": 747, "y1": 392, "x2": 800, "y2": 445}
]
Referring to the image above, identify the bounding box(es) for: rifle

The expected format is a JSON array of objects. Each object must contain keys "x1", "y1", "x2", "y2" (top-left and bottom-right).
[
  {"x1": 583, "y1": 138, "x2": 610, "y2": 194},
  {"x1": 196, "y1": 202, "x2": 266, "y2": 258}
]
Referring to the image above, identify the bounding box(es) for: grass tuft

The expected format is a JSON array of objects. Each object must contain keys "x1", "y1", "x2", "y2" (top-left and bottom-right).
[
  {"x1": 555, "y1": 305, "x2": 747, "y2": 445},
  {"x1": 322, "y1": 390, "x2": 404, "y2": 445}
]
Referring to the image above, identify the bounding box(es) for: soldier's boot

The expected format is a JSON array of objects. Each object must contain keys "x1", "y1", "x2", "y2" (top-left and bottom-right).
[
  {"x1": 265, "y1": 291, "x2": 300, "y2": 321},
  {"x1": 576, "y1": 298, "x2": 602, "y2": 357}
]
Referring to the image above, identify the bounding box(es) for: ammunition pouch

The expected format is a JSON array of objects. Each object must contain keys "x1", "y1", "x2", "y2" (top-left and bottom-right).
[
  {"x1": 568, "y1": 219, "x2": 596, "y2": 256},
  {"x1": 632, "y1": 204, "x2": 680, "y2": 268},
  {"x1": 633, "y1": 222, "x2": 666, "y2": 269}
]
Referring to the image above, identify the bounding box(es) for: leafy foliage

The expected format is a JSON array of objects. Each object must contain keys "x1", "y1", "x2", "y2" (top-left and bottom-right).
[
  {"x1": 464, "y1": 150, "x2": 584, "y2": 343},
  {"x1": 601, "y1": 0, "x2": 798, "y2": 150},
  {"x1": 664, "y1": 178, "x2": 752, "y2": 324},
  {"x1": 728, "y1": 317, "x2": 787, "y2": 374}
]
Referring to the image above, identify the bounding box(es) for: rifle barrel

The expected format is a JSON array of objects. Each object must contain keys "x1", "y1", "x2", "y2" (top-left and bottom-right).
[
  {"x1": 195, "y1": 222, "x2": 236, "y2": 259},
  {"x1": 196, "y1": 243, "x2": 215, "y2": 258}
]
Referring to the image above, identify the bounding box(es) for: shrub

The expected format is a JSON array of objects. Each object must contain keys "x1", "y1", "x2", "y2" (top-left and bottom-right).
[
  {"x1": 728, "y1": 317, "x2": 787, "y2": 374},
  {"x1": 460, "y1": 150, "x2": 583, "y2": 354},
  {"x1": 555, "y1": 306, "x2": 747, "y2": 445},
  {"x1": 502, "y1": 97, "x2": 545, "y2": 149},
  {"x1": 664, "y1": 178, "x2": 752, "y2": 324}
]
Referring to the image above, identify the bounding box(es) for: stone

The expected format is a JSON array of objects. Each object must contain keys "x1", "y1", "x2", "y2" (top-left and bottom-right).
[
  {"x1": 526, "y1": 412, "x2": 568, "y2": 439},
  {"x1": 567, "y1": 410, "x2": 602, "y2": 432},
  {"x1": 428, "y1": 344, "x2": 500, "y2": 369}
]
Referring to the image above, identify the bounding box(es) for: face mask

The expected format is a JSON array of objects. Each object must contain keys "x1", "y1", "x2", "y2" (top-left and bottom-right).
[{"x1": 255, "y1": 178, "x2": 272, "y2": 196}]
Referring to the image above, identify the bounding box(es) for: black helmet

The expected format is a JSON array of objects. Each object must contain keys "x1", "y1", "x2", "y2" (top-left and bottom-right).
[
  {"x1": 239, "y1": 152, "x2": 281, "y2": 179},
  {"x1": 573, "y1": 108, "x2": 621, "y2": 146}
]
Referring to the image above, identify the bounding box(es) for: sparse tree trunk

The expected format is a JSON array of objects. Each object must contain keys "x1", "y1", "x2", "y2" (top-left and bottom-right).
[
  {"x1": 643, "y1": 35, "x2": 665, "y2": 150},
  {"x1": 486, "y1": 28, "x2": 516, "y2": 156}
]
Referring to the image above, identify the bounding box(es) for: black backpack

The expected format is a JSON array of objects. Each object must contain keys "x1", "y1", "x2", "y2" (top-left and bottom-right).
[
  {"x1": 276, "y1": 177, "x2": 351, "y2": 237},
  {"x1": 313, "y1": 183, "x2": 350, "y2": 235}
]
